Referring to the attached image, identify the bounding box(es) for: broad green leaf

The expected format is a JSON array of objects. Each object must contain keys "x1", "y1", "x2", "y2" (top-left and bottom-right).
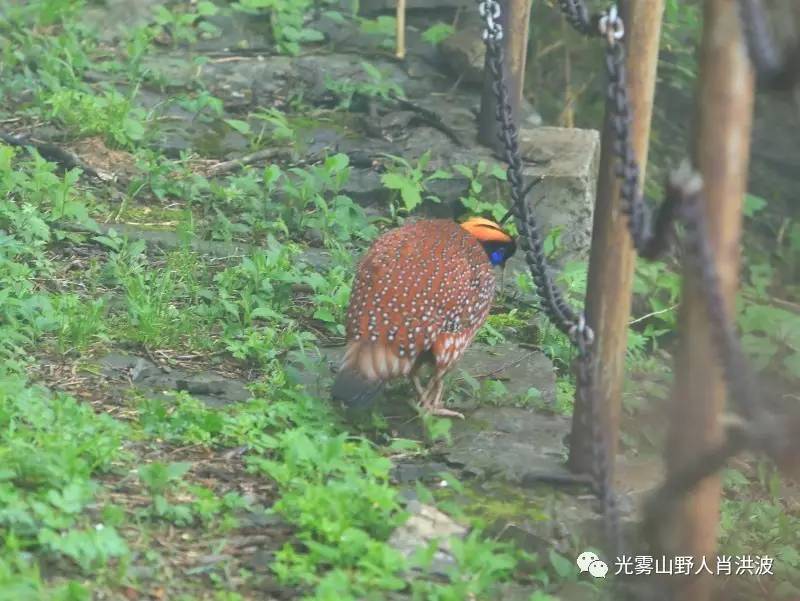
[
  {"x1": 400, "y1": 185, "x2": 422, "y2": 211},
  {"x1": 225, "y1": 119, "x2": 251, "y2": 135},
  {"x1": 743, "y1": 193, "x2": 767, "y2": 217},
  {"x1": 422, "y1": 23, "x2": 455, "y2": 45},
  {"x1": 313, "y1": 307, "x2": 336, "y2": 323},
  {"x1": 196, "y1": 1, "x2": 219, "y2": 16},
  {"x1": 548, "y1": 549, "x2": 574, "y2": 579}
]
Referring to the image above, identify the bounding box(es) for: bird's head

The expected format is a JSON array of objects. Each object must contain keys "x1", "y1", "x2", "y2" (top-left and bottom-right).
[{"x1": 460, "y1": 217, "x2": 517, "y2": 267}]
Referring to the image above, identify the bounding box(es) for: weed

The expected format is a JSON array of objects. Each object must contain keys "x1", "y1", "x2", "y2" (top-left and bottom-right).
[
  {"x1": 719, "y1": 466, "x2": 800, "y2": 592},
  {"x1": 359, "y1": 15, "x2": 396, "y2": 50},
  {"x1": 151, "y1": 1, "x2": 221, "y2": 46},
  {"x1": 232, "y1": 0, "x2": 325, "y2": 55},
  {"x1": 326, "y1": 61, "x2": 405, "y2": 110},
  {"x1": 422, "y1": 23, "x2": 456, "y2": 46},
  {"x1": 178, "y1": 90, "x2": 225, "y2": 123},
  {"x1": 252, "y1": 107, "x2": 298, "y2": 146},
  {"x1": 0, "y1": 146, "x2": 97, "y2": 367},
  {"x1": 454, "y1": 161, "x2": 512, "y2": 228},
  {"x1": 138, "y1": 392, "x2": 225, "y2": 445},
  {"x1": 42, "y1": 87, "x2": 149, "y2": 149},
  {"x1": 120, "y1": 267, "x2": 186, "y2": 347},
  {"x1": 137, "y1": 461, "x2": 197, "y2": 525},
  {"x1": 52, "y1": 293, "x2": 109, "y2": 355},
  {"x1": 0, "y1": 376, "x2": 129, "y2": 572},
  {"x1": 381, "y1": 150, "x2": 451, "y2": 216},
  {"x1": 739, "y1": 302, "x2": 800, "y2": 374}
]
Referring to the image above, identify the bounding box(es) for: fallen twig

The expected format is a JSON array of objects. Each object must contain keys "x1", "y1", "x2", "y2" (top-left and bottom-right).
[
  {"x1": 742, "y1": 291, "x2": 800, "y2": 315},
  {"x1": 469, "y1": 353, "x2": 531, "y2": 380},
  {"x1": 0, "y1": 131, "x2": 103, "y2": 179},
  {"x1": 206, "y1": 147, "x2": 330, "y2": 177},
  {"x1": 389, "y1": 93, "x2": 465, "y2": 146},
  {"x1": 205, "y1": 147, "x2": 288, "y2": 177}
]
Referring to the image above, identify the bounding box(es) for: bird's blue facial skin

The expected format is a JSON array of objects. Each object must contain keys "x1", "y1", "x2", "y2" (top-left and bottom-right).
[{"x1": 490, "y1": 249, "x2": 506, "y2": 266}]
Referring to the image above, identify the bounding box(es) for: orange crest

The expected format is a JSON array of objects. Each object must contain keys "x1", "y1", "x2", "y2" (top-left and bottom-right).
[{"x1": 459, "y1": 217, "x2": 514, "y2": 244}]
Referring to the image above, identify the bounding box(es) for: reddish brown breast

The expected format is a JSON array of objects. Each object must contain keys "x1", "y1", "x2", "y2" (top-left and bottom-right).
[{"x1": 343, "y1": 219, "x2": 496, "y2": 381}]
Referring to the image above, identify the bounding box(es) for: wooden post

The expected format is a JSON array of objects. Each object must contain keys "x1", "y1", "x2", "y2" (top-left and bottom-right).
[
  {"x1": 478, "y1": 0, "x2": 532, "y2": 150},
  {"x1": 568, "y1": 0, "x2": 665, "y2": 473},
  {"x1": 396, "y1": 0, "x2": 406, "y2": 59},
  {"x1": 666, "y1": 1, "x2": 755, "y2": 599}
]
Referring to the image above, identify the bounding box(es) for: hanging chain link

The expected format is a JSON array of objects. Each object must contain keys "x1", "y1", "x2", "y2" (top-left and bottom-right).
[
  {"x1": 598, "y1": 4, "x2": 625, "y2": 44},
  {"x1": 552, "y1": 0, "x2": 689, "y2": 561},
  {"x1": 640, "y1": 166, "x2": 800, "y2": 581},
  {"x1": 478, "y1": 0, "x2": 504, "y2": 42},
  {"x1": 558, "y1": 0, "x2": 594, "y2": 35}
]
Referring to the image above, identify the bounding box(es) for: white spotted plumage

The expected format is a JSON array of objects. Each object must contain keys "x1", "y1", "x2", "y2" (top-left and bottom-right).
[{"x1": 341, "y1": 219, "x2": 496, "y2": 384}]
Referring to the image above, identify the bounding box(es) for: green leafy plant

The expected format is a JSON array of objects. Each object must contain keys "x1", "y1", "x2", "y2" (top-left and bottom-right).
[
  {"x1": 137, "y1": 392, "x2": 225, "y2": 444},
  {"x1": 232, "y1": 0, "x2": 325, "y2": 55},
  {"x1": 659, "y1": 0, "x2": 702, "y2": 93},
  {"x1": 151, "y1": 1, "x2": 221, "y2": 45},
  {"x1": 252, "y1": 107, "x2": 298, "y2": 146},
  {"x1": 631, "y1": 260, "x2": 681, "y2": 352},
  {"x1": 422, "y1": 23, "x2": 456, "y2": 46},
  {"x1": 42, "y1": 87, "x2": 149, "y2": 148},
  {"x1": 359, "y1": 15, "x2": 396, "y2": 49},
  {"x1": 138, "y1": 461, "x2": 195, "y2": 524},
  {"x1": 326, "y1": 61, "x2": 405, "y2": 109},
  {"x1": 177, "y1": 90, "x2": 225, "y2": 122},
  {"x1": 454, "y1": 161, "x2": 514, "y2": 227},
  {"x1": 52, "y1": 293, "x2": 109, "y2": 355},
  {"x1": 739, "y1": 303, "x2": 800, "y2": 374},
  {"x1": 0, "y1": 146, "x2": 97, "y2": 367},
  {"x1": 0, "y1": 376, "x2": 129, "y2": 571},
  {"x1": 381, "y1": 150, "x2": 451, "y2": 215}
]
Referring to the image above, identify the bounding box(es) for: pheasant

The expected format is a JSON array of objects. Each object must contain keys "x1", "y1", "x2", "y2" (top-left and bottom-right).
[{"x1": 332, "y1": 217, "x2": 517, "y2": 418}]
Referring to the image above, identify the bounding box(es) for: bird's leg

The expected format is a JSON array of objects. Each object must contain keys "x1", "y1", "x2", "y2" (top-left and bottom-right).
[
  {"x1": 409, "y1": 362, "x2": 426, "y2": 400},
  {"x1": 412, "y1": 374, "x2": 425, "y2": 397},
  {"x1": 420, "y1": 370, "x2": 464, "y2": 419},
  {"x1": 417, "y1": 375, "x2": 436, "y2": 412}
]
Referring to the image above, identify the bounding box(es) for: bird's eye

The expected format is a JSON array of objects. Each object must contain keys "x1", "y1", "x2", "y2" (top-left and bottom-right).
[{"x1": 490, "y1": 249, "x2": 505, "y2": 265}]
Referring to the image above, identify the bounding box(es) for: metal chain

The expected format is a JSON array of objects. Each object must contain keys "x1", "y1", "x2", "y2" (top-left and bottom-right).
[
  {"x1": 737, "y1": 0, "x2": 800, "y2": 91},
  {"x1": 557, "y1": 6, "x2": 685, "y2": 561},
  {"x1": 670, "y1": 167, "x2": 783, "y2": 452},
  {"x1": 558, "y1": 0, "x2": 594, "y2": 35},
  {"x1": 478, "y1": 0, "x2": 771, "y2": 563},
  {"x1": 558, "y1": 1, "x2": 681, "y2": 259},
  {"x1": 477, "y1": 0, "x2": 662, "y2": 560},
  {"x1": 558, "y1": 2, "x2": 645, "y2": 560},
  {"x1": 478, "y1": 0, "x2": 589, "y2": 343},
  {"x1": 737, "y1": 0, "x2": 783, "y2": 78},
  {"x1": 478, "y1": 0, "x2": 504, "y2": 42},
  {"x1": 640, "y1": 166, "x2": 800, "y2": 576},
  {"x1": 574, "y1": 336, "x2": 622, "y2": 555},
  {"x1": 476, "y1": 0, "x2": 622, "y2": 557},
  {"x1": 553, "y1": 0, "x2": 797, "y2": 587}
]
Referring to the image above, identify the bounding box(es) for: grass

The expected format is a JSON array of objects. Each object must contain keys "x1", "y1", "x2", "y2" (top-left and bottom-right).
[
  {"x1": 0, "y1": 1, "x2": 798, "y2": 600},
  {"x1": 0, "y1": 3, "x2": 546, "y2": 598}
]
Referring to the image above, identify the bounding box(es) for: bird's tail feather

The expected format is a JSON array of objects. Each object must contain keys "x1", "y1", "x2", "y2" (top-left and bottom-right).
[{"x1": 331, "y1": 365, "x2": 384, "y2": 409}]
